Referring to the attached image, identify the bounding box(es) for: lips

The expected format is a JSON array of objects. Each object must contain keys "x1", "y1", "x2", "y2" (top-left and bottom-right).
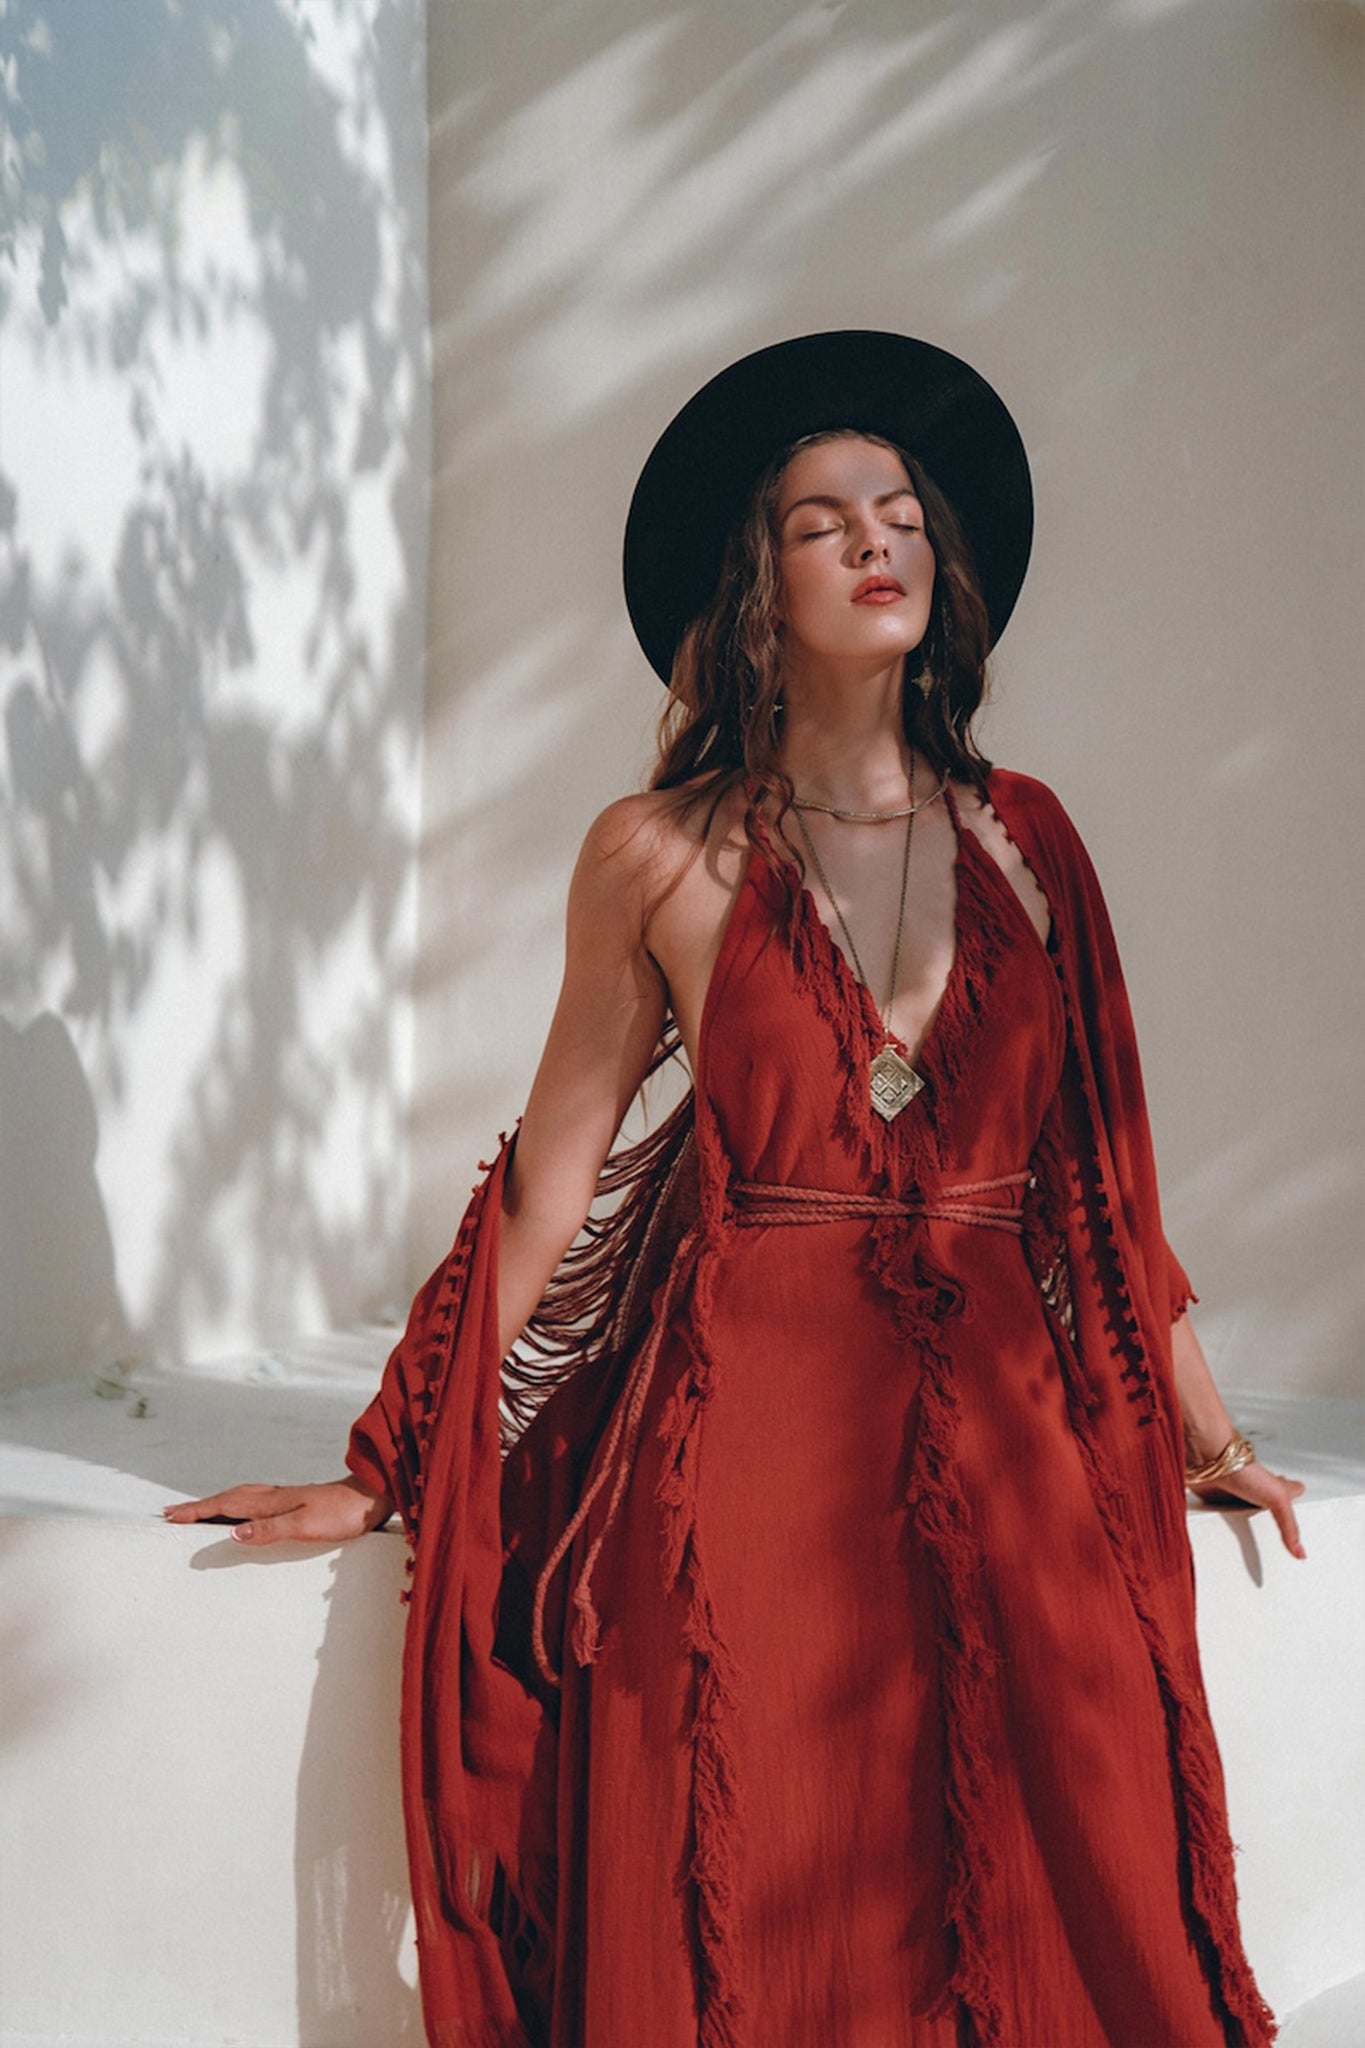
[{"x1": 851, "y1": 574, "x2": 906, "y2": 603}]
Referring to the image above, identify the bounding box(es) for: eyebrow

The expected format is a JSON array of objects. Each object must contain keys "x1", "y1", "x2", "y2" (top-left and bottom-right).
[{"x1": 779, "y1": 487, "x2": 921, "y2": 523}]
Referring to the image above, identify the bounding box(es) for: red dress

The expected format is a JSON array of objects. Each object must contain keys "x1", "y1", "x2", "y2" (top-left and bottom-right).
[{"x1": 348, "y1": 771, "x2": 1277, "y2": 2048}]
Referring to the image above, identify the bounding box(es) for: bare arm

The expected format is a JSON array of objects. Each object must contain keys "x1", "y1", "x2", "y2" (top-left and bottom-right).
[
  {"x1": 1172, "y1": 1312, "x2": 1306, "y2": 1559},
  {"x1": 495, "y1": 800, "x2": 669, "y2": 1356},
  {"x1": 165, "y1": 798, "x2": 673, "y2": 1546}
]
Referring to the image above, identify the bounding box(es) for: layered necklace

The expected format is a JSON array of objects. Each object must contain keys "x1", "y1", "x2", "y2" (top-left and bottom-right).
[{"x1": 791, "y1": 752, "x2": 947, "y2": 1123}]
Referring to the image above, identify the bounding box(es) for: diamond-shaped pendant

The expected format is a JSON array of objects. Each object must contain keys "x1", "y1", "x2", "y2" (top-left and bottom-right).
[{"x1": 869, "y1": 1045, "x2": 925, "y2": 1122}]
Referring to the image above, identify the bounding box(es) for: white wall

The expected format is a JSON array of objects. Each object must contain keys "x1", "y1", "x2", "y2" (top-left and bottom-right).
[
  {"x1": 2, "y1": 2, "x2": 1358, "y2": 1402},
  {"x1": 418, "y1": 0, "x2": 1363, "y2": 1399},
  {"x1": 0, "y1": 0, "x2": 430, "y2": 1382}
]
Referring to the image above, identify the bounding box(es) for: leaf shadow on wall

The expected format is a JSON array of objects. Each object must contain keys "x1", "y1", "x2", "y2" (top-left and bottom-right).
[
  {"x1": 0, "y1": 0, "x2": 428, "y2": 1371},
  {"x1": 0, "y1": 1012, "x2": 130, "y2": 1387}
]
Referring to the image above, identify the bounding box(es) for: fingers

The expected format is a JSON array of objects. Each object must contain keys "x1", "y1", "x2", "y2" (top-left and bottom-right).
[
  {"x1": 163, "y1": 1497, "x2": 314, "y2": 1545},
  {"x1": 1266, "y1": 1475, "x2": 1307, "y2": 1562},
  {"x1": 162, "y1": 1479, "x2": 372, "y2": 1546},
  {"x1": 162, "y1": 1486, "x2": 282, "y2": 1524},
  {"x1": 1250, "y1": 1467, "x2": 1306, "y2": 1560},
  {"x1": 1196, "y1": 1462, "x2": 1308, "y2": 1561}
]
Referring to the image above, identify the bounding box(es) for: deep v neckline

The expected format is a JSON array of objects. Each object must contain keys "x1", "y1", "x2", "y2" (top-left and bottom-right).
[
  {"x1": 697, "y1": 785, "x2": 1025, "y2": 1186},
  {"x1": 788, "y1": 780, "x2": 965, "y2": 1078}
]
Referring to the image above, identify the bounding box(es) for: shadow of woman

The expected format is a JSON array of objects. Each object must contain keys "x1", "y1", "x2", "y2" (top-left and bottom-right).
[
  {"x1": 0, "y1": 1012, "x2": 132, "y2": 1389},
  {"x1": 291, "y1": 1531, "x2": 424, "y2": 2046},
  {"x1": 188, "y1": 1528, "x2": 422, "y2": 2039}
]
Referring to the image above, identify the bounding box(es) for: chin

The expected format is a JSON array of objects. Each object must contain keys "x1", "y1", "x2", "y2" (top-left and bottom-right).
[
  {"x1": 846, "y1": 624, "x2": 928, "y2": 662},
  {"x1": 787, "y1": 613, "x2": 931, "y2": 669}
]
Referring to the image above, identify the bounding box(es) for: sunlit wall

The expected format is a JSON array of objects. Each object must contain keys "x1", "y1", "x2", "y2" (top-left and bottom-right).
[
  {"x1": 0, "y1": 0, "x2": 429, "y2": 1380},
  {"x1": 417, "y1": 0, "x2": 1363, "y2": 1398}
]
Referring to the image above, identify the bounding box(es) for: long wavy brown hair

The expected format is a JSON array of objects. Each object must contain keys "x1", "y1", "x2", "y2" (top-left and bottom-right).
[{"x1": 648, "y1": 427, "x2": 994, "y2": 901}]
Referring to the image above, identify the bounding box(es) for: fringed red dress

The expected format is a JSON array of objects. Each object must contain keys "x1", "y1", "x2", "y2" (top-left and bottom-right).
[{"x1": 347, "y1": 770, "x2": 1278, "y2": 2048}]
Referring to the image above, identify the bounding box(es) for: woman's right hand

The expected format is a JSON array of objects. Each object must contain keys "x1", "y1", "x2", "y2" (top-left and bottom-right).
[{"x1": 162, "y1": 1475, "x2": 393, "y2": 1546}]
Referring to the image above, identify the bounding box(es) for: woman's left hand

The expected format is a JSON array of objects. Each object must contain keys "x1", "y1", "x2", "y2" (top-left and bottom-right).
[{"x1": 1187, "y1": 1459, "x2": 1307, "y2": 1560}]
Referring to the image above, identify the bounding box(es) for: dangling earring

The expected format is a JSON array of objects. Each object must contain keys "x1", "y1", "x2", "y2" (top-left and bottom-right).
[{"x1": 915, "y1": 607, "x2": 939, "y2": 698}]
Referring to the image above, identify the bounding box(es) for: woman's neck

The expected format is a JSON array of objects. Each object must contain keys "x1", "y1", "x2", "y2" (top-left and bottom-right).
[{"x1": 777, "y1": 658, "x2": 920, "y2": 808}]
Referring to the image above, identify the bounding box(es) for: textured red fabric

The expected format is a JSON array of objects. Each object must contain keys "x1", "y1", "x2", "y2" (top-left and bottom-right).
[{"x1": 347, "y1": 771, "x2": 1276, "y2": 2048}]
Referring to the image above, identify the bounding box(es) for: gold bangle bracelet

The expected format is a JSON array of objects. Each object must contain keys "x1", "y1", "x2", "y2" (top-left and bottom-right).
[{"x1": 1184, "y1": 1429, "x2": 1257, "y2": 1489}]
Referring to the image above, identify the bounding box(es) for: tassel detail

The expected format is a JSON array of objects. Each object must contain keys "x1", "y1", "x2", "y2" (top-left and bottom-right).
[
  {"x1": 655, "y1": 1243, "x2": 747, "y2": 2048},
  {"x1": 869, "y1": 1215, "x2": 1007, "y2": 2046}
]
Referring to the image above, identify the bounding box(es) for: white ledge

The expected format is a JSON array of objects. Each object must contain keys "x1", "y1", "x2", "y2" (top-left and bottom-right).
[{"x1": 1, "y1": 1365, "x2": 1361, "y2": 2047}]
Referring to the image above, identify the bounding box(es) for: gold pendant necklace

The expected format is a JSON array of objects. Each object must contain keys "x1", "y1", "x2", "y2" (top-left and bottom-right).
[
  {"x1": 867, "y1": 1040, "x2": 924, "y2": 1121},
  {"x1": 793, "y1": 756, "x2": 926, "y2": 1122}
]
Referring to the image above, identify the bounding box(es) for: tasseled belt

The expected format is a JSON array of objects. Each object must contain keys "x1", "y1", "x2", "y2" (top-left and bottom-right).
[
  {"x1": 730, "y1": 1171, "x2": 1033, "y2": 1234},
  {"x1": 530, "y1": 1170, "x2": 1033, "y2": 1687}
]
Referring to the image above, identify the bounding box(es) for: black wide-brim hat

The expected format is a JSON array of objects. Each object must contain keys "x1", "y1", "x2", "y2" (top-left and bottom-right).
[{"x1": 623, "y1": 329, "x2": 1033, "y2": 683}]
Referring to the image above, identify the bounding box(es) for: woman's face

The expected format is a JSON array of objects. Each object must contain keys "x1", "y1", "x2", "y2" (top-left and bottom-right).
[{"x1": 773, "y1": 436, "x2": 935, "y2": 667}]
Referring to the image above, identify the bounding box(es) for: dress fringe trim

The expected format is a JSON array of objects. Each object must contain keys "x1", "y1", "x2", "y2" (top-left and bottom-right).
[
  {"x1": 870, "y1": 1216, "x2": 1007, "y2": 2047},
  {"x1": 528, "y1": 1224, "x2": 702, "y2": 1688},
  {"x1": 503, "y1": 1031, "x2": 696, "y2": 1449},
  {"x1": 1056, "y1": 1343, "x2": 1279, "y2": 2047},
  {"x1": 656, "y1": 1240, "x2": 747, "y2": 2048},
  {"x1": 1023, "y1": 1059, "x2": 1276, "y2": 2045},
  {"x1": 781, "y1": 814, "x2": 1019, "y2": 2043},
  {"x1": 399, "y1": 1163, "x2": 494, "y2": 1566}
]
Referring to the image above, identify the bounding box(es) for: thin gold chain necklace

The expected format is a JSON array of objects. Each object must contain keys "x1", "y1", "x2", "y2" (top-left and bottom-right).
[
  {"x1": 791, "y1": 772, "x2": 948, "y2": 824},
  {"x1": 792, "y1": 756, "x2": 927, "y2": 1122}
]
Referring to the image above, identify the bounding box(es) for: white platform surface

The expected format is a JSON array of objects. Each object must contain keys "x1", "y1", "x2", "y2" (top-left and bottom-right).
[
  {"x1": 1, "y1": 1358, "x2": 1362, "y2": 2048},
  {"x1": 1278, "y1": 1972, "x2": 1365, "y2": 2048}
]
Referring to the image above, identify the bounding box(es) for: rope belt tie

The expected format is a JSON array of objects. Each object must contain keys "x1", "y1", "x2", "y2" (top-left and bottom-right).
[{"x1": 729, "y1": 1172, "x2": 1033, "y2": 1235}]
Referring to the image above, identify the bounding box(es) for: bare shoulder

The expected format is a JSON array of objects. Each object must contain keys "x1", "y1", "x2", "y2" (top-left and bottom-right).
[
  {"x1": 571, "y1": 791, "x2": 671, "y2": 891},
  {"x1": 579, "y1": 781, "x2": 746, "y2": 887},
  {"x1": 572, "y1": 781, "x2": 748, "y2": 936}
]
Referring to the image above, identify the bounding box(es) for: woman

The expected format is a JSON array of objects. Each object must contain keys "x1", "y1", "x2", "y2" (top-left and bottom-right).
[{"x1": 169, "y1": 332, "x2": 1305, "y2": 2047}]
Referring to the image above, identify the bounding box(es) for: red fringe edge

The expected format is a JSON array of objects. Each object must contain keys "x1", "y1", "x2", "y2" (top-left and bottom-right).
[
  {"x1": 654, "y1": 1242, "x2": 747, "y2": 2048},
  {"x1": 870, "y1": 1213, "x2": 1007, "y2": 2047},
  {"x1": 1056, "y1": 1354, "x2": 1279, "y2": 2048}
]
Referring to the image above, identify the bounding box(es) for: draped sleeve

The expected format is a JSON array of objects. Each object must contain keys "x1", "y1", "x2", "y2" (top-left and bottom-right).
[
  {"x1": 990, "y1": 770, "x2": 1277, "y2": 2046},
  {"x1": 986, "y1": 769, "x2": 1202, "y2": 1575},
  {"x1": 1167, "y1": 1239, "x2": 1199, "y2": 1323},
  {"x1": 345, "y1": 1139, "x2": 546, "y2": 2047},
  {"x1": 342, "y1": 1099, "x2": 698, "y2": 2046}
]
